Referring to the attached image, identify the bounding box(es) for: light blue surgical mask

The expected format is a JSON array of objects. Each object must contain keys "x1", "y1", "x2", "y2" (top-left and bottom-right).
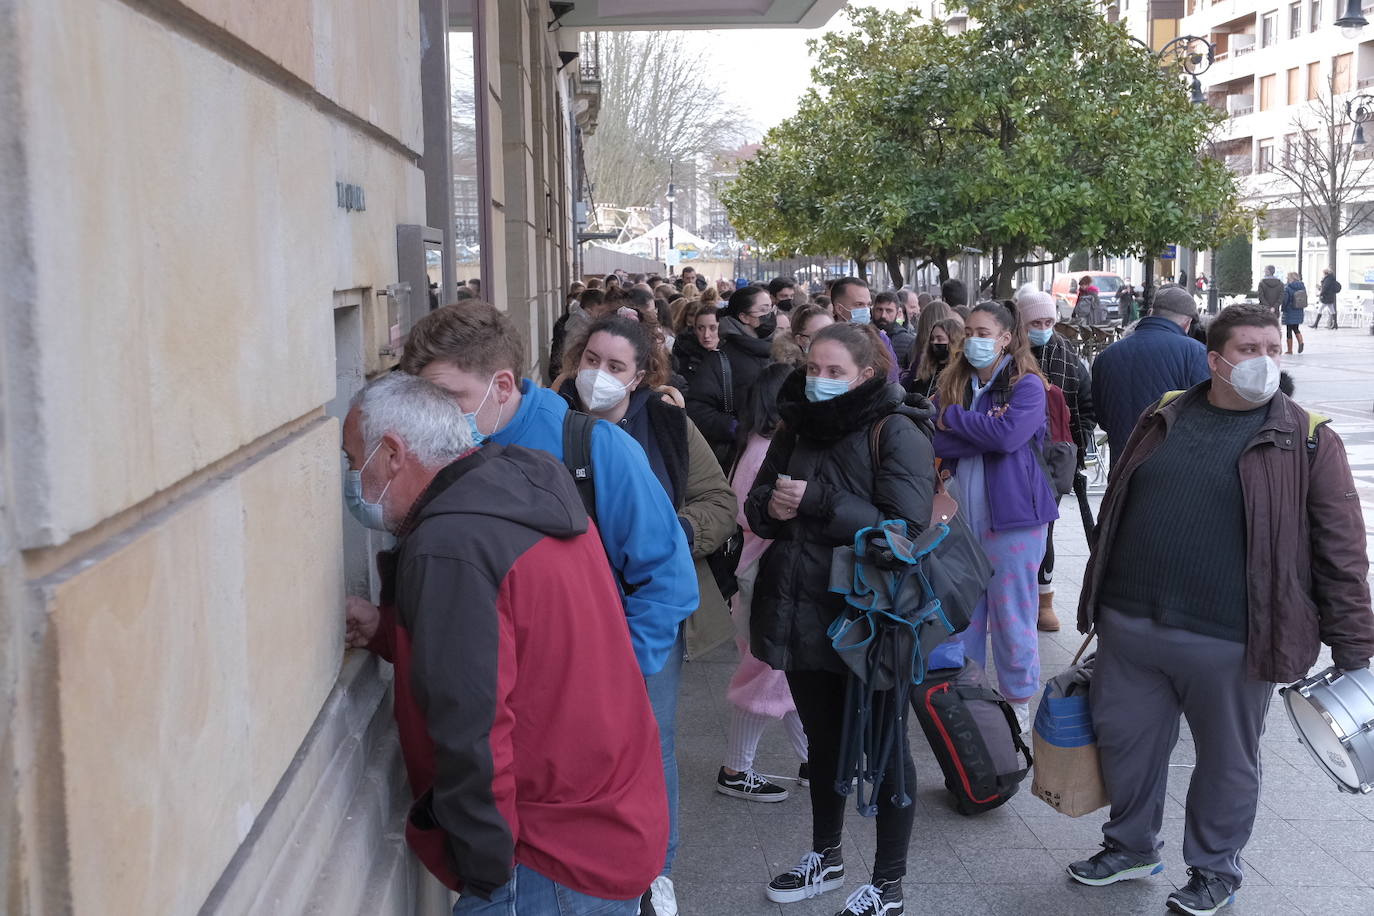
[
  {"x1": 964, "y1": 337, "x2": 1000, "y2": 369},
  {"x1": 344, "y1": 443, "x2": 391, "y2": 531},
  {"x1": 1028, "y1": 327, "x2": 1053, "y2": 347},
  {"x1": 805, "y1": 375, "x2": 854, "y2": 402},
  {"x1": 849, "y1": 307, "x2": 871, "y2": 325},
  {"x1": 465, "y1": 375, "x2": 500, "y2": 446}
]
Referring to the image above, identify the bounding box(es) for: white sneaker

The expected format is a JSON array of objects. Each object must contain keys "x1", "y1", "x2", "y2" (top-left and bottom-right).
[
  {"x1": 650, "y1": 875, "x2": 678, "y2": 916},
  {"x1": 1011, "y1": 700, "x2": 1030, "y2": 736}
]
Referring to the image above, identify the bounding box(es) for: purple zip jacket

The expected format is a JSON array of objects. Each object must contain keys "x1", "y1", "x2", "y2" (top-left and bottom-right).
[{"x1": 932, "y1": 362, "x2": 1059, "y2": 532}]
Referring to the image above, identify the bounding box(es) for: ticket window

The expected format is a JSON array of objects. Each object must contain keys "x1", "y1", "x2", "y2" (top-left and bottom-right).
[{"x1": 330, "y1": 290, "x2": 390, "y2": 603}]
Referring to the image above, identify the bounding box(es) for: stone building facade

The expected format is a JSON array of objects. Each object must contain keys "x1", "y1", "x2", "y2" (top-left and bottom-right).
[{"x1": 0, "y1": 2, "x2": 840, "y2": 914}]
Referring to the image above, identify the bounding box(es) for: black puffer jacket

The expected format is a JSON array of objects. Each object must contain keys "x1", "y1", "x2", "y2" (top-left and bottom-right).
[
  {"x1": 719, "y1": 315, "x2": 774, "y2": 408},
  {"x1": 675, "y1": 334, "x2": 737, "y2": 467},
  {"x1": 745, "y1": 373, "x2": 938, "y2": 672}
]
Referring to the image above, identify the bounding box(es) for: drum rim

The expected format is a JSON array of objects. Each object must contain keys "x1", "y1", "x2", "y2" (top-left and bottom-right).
[{"x1": 1282, "y1": 671, "x2": 1374, "y2": 793}]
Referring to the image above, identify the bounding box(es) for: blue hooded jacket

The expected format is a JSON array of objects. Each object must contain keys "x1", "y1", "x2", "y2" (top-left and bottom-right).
[
  {"x1": 1091, "y1": 317, "x2": 1210, "y2": 460},
  {"x1": 489, "y1": 380, "x2": 698, "y2": 675}
]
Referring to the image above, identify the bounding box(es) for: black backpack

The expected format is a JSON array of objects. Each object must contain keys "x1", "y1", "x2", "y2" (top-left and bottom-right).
[
  {"x1": 911, "y1": 661, "x2": 1032, "y2": 815},
  {"x1": 560, "y1": 407, "x2": 742, "y2": 599}
]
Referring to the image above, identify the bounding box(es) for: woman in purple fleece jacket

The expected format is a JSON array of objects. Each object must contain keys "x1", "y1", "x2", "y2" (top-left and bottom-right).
[{"x1": 932, "y1": 302, "x2": 1059, "y2": 733}]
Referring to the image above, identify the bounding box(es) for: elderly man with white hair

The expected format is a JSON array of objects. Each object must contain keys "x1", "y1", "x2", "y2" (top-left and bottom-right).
[
  {"x1": 1017, "y1": 290, "x2": 1096, "y2": 632},
  {"x1": 341, "y1": 372, "x2": 668, "y2": 914}
]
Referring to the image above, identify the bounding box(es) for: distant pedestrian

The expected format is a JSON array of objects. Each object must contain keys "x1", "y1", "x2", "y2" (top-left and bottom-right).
[
  {"x1": 1315, "y1": 268, "x2": 1341, "y2": 329},
  {"x1": 1116, "y1": 283, "x2": 1138, "y2": 324},
  {"x1": 1283, "y1": 272, "x2": 1308, "y2": 353},
  {"x1": 1256, "y1": 266, "x2": 1284, "y2": 319}
]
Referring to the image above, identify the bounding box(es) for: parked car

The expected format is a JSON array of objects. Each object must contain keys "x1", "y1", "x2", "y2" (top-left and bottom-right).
[{"x1": 1051, "y1": 272, "x2": 1125, "y2": 322}]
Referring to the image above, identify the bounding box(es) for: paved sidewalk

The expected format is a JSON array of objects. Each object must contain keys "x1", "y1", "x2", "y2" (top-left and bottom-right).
[{"x1": 672, "y1": 331, "x2": 1374, "y2": 916}]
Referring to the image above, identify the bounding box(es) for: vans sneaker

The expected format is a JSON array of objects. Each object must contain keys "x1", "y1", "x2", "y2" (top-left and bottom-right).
[
  {"x1": 766, "y1": 846, "x2": 844, "y2": 903},
  {"x1": 798, "y1": 762, "x2": 810, "y2": 787},
  {"x1": 836, "y1": 879, "x2": 903, "y2": 916},
  {"x1": 1166, "y1": 868, "x2": 1236, "y2": 915},
  {"x1": 1067, "y1": 843, "x2": 1164, "y2": 886},
  {"x1": 716, "y1": 767, "x2": 789, "y2": 802}
]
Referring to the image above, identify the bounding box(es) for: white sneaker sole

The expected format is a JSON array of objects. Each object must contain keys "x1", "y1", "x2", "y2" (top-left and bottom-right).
[
  {"x1": 766, "y1": 875, "x2": 844, "y2": 903},
  {"x1": 1067, "y1": 861, "x2": 1163, "y2": 886},
  {"x1": 715, "y1": 783, "x2": 789, "y2": 802},
  {"x1": 1167, "y1": 892, "x2": 1235, "y2": 915}
]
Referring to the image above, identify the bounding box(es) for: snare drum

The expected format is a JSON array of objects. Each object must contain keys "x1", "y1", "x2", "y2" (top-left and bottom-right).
[{"x1": 1280, "y1": 666, "x2": 1374, "y2": 795}]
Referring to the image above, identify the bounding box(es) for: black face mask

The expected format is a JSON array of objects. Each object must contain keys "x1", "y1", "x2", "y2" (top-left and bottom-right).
[
  {"x1": 755, "y1": 312, "x2": 778, "y2": 338},
  {"x1": 777, "y1": 298, "x2": 794, "y2": 313},
  {"x1": 930, "y1": 343, "x2": 950, "y2": 363}
]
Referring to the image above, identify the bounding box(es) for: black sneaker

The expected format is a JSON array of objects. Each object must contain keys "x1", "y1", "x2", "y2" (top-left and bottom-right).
[
  {"x1": 716, "y1": 767, "x2": 789, "y2": 802},
  {"x1": 798, "y1": 762, "x2": 810, "y2": 787},
  {"x1": 1167, "y1": 868, "x2": 1236, "y2": 915},
  {"x1": 1067, "y1": 843, "x2": 1164, "y2": 886},
  {"x1": 836, "y1": 879, "x2": 903, "y2": 916},
  {"x1": 766, "y1": 847, "x2": 844, "y2": 903},
  {"x1": 639, "y1": 888, "x2": 655, "y2": 916}
]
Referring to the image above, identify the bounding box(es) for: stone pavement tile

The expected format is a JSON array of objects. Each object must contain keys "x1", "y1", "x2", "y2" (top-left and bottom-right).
[
  {"x1": 1240, "y1": 847, "x2": 1365, "y2": 887},
  {"x1": 1216, "y1": 885, "x2": 1306, "y2": 916},
  {"x1": 1286, "y1": 817, "x2": 1374, "y2": 852},
  {"x1": 1276, "y1": 884, "x2": 1374, "y2": 915},
  {"x1": 1256, "y1": 788, "x2": 1370, "y2": 822},
  {"x1": 977, "y1": 880, "x2": 1170, "y2": 915},
  {"x1": 1243, "y1": 817, "x2": 1314, "y2": 852},
  {"x1": 673, "y1": 834, "x2": 771, "y2": 885},
  {"x1": 898, "y1": 883, "x2": 995, "y2": 914},
  {"x1": 675, "y1": 882, "x2": 778, "y2": 916},
  {"x1": 1022, "y1": 814, "x2": 1112, "y2": 851},
  {"x1": 1326, "y1": 848, "x2": 1374, "y2": 881},
  {"x1": 953, "y1": 846, "x2": 1069, "y2": 884},
  {"x1": 944, "y1": 818, "x2": 1046, "y2": 853}
]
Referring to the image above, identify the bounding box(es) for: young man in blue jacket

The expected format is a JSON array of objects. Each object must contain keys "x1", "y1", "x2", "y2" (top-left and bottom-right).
[{"x1": 393, "y1": 301, "x2": 697, "y2": 916}]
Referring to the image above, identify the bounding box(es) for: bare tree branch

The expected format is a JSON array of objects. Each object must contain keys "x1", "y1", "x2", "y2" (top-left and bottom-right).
[
  {"x1": 583, "y1": 32, "x2": 751, "y2": 228},
  {"x1": 1262, "y1": 77, "x2": 1374, "y2": 272}
]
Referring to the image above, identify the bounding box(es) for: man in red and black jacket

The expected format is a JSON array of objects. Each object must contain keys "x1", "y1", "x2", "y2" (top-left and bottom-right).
[{"x1": 343, "y1": 373, "x2": 666, "y2": 913}]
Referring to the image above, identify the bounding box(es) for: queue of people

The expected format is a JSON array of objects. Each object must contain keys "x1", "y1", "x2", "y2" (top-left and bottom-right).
[{"x1": 341, "y1": 269, "x2": 1373, "y2": 916}]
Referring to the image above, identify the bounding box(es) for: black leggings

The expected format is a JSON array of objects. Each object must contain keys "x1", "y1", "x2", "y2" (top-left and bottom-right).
[
  {"x1": 786, "y1": 669, "x2": 915, "y2": 883},
  {"x1": 1286, "y1": 323, "x2": 1302, "y2": 340}
]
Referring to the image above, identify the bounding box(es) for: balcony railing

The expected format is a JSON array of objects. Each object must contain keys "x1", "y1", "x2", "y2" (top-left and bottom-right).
[{"x1": 578, "y1": 32, "x2": 600, "y2": 83}]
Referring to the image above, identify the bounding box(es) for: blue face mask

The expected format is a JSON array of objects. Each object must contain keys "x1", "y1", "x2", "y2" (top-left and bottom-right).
[
  {"x1": 465, "y1": 375, "x2": 500, "y2": 446},
  {"x1": 964, "y1": 337, "x2": 1000, "y2": 369},
  {"x1": 1028, "y1": 327, "x2": 1053, "y2": 347},
  {"x1": 849, "y1": 307, "x2": 871, "y2": 325},
  {"x1": 344, "y1": 443, "x2": 391, "y2": 531},
  {"x1": 805, "y1": 375, "x2": 855, "y2": 402}
]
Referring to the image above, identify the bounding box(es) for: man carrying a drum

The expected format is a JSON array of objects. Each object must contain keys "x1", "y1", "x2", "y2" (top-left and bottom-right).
[{"x1": 1066, "y1": 304, "x2": 1374, "y2": 915}]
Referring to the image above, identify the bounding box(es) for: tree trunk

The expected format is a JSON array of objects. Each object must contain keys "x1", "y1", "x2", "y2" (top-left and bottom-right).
[
  {"x1": 855, "y1": 257, "x2": 870, "y2": 284},
  {"x1": 884, "y1": 251, "x2": 905, "y2": 288}
]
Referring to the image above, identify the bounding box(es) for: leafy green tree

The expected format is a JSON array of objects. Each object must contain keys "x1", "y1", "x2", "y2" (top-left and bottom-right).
[
  {"x1": 724, "y1": 1, "x2": 1252, "y2": 297},
  {"x1": 1213, "y1": 235, "x2": 1253, "y2": 296}
]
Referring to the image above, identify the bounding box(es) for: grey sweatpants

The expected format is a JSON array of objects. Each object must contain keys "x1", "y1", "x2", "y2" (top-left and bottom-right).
[{"x1": 1091, "y1": 608, "x2": 1274, "y2": 887}]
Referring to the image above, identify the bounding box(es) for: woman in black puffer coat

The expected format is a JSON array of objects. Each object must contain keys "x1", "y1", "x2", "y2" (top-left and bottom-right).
[{"x1": 744, "y1": 322, "x2": 936, "y2": 915}]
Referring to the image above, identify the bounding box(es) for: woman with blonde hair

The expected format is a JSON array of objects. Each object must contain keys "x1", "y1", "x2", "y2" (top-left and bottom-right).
[{"x1": 932, "y1": 301, "x2": 1058, "y2": 733}]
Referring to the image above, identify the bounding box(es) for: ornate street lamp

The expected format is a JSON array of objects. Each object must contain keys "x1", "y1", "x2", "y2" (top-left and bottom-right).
[
  {"x1": 1335, "y1": 0, "x2": 1369, "y2": 39},
  {"x1": 666, "y1": 163, "x2": 676, "y2": 256},
  {"x1": 1347, "y1": 94, "x2": 1374, "y2": 149},
  {"x1": 1132, "y1": 34, "x2": 1216, "y2": 105}
]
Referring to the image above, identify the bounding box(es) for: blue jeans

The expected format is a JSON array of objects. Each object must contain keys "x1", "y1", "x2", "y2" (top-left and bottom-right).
[
  {"x1": 453, "y1": 865, "x2": 639, "y2": 916},
  {"x1": 643, "y1": 624, "x2": 683, "y2": 875}
]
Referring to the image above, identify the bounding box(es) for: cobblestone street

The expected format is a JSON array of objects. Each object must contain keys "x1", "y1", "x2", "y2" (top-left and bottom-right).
[{"x1": 671, "y1": 326, "x2": 1374, "y2": 916}]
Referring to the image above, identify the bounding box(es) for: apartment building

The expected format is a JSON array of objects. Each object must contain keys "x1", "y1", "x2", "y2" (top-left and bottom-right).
[{"x1": 1192, "y1": 0, "x2": 1374, "y2": 289}]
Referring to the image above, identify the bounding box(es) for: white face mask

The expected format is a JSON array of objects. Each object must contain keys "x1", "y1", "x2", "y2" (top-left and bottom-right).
[
  {"x1": 576, "y1": 368, "x2": 631, "y2": 412},
  {"x1": 1219, "y1": 355, "x2": 1280, "y2": 404}
]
